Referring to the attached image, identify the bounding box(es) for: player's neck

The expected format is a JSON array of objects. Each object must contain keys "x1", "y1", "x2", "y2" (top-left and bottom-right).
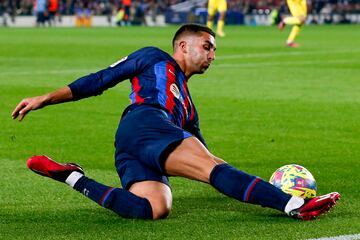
[{"x1": 172, "y1": 53, "x2": 193, "y2": 79}]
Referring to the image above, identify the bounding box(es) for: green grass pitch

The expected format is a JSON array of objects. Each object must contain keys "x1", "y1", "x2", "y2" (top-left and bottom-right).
[{"x1": 1, "y1": 25, "x2": 360, "y2": 239}]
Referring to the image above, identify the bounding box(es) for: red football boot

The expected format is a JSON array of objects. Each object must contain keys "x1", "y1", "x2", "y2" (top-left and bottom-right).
[
  {"x1": 289, "y1": 192, "x2": 341, "y2": 220},
  {"x1": 27, "y1": 155, "x2": 84, "y2": 183},
  {"x1": 287, "y1": 41, "x2": 300, "y2": 48}
]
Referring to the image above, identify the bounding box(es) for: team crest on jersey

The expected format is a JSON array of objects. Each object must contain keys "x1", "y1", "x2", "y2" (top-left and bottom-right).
[
  {"x1": 110, "y1": 56, "x2": 128, "y2": 67},
  {"x1": 170, "y1": 83, "x2": 180, "y2": 99}
]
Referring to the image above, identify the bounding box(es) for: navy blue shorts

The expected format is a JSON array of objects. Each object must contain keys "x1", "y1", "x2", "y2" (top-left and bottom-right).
[{"x1": 114, "y1": 105, "x2": 192, "y2": 190}]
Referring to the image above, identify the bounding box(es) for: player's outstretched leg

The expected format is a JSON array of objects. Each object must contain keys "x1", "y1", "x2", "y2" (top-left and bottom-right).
[
  {"x1": 166, "y1": 137, "x2": 340, "y2": 220},
  {"x1": 210, "y1": 164, "x2": 340, "y2": 220},
  {"x1": 27, "y1": 155, "x2": 153, "y2": 219}
]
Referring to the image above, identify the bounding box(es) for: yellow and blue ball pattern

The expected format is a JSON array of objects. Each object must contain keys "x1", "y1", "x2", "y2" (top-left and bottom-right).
[{"x1": 269, "y1": 164, "x2": 317, "y2": 199}]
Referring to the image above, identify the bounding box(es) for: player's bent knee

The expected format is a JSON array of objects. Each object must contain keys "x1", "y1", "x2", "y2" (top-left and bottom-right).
[
  {"x1": 147, "y1": 194, "x2": 172, "y2": 220},
  {"x1": 151, "y1": 202, "x2": 171, "y2": 220},
  {"x1": 129, "y1": 181, "x2": 173, "y2": 220},
  {"x1": 299, "y1": 16, "x2": 306, "y2": 24}
]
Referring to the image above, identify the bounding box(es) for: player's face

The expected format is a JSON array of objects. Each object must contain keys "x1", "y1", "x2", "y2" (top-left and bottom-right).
[{"x1": 187, "y1": 32, "x2": 216, "y2": 74}]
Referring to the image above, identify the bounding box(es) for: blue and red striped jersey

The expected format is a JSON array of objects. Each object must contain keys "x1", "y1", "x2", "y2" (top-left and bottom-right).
[{"x1": 68, "y1": 47, "x2": 206, "y2": 145}]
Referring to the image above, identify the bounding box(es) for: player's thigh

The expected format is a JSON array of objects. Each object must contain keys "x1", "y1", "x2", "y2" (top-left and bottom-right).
[
  {"x1": 116, "y1": 105, "x2": 188, "y2": 175},
  {"x1": 218, "y1": 0, "x2": 227, "y2": 13},
  {"x1": 164, "y1": 137, "x2": 225, "y2": 183},
  {"x1": 207, "y1": 0, "x2": 217, "y2": 16},
  {"x1": 129, "y1": 180, "x2": 172, "y2": 219},
  {"x1": 287, "y1": 0, "x2": 301, "y2": 16}
]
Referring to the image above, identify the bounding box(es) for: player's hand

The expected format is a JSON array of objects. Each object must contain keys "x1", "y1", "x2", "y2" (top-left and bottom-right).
[{"x1": 12, "y1": 95, "x2": 47, "y2": 121}]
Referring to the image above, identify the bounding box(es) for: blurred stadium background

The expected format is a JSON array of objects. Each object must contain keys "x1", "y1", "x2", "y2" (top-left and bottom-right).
[{"x1": 1, "y1": 0, "x2": 359, "y2": 27}]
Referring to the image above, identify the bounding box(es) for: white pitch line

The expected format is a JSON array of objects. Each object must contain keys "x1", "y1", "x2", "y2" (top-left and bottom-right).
[
  {"x1": 1, "y1": 59, "x2": 356, "y2": 77},
  {"x1": 214, "y1": 59, "x2": 356, "y2": 68},
  {"x1": 1, "y1": 49, "x2": 359, "y2": 76},
  {"x1": 217, "y1": 49, "x2": 360, "y2": 60},
  {"x1": 307, "y1": 234, "x2": 360, "y2": 240},
  {"x1": 0, "y1": 69, "x2": 93, "y2": 76}
]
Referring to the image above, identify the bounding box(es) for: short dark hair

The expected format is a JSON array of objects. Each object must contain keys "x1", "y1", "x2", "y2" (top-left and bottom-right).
[{"x1": 172, "y1": 24, "x2": 216, "y2": 48}]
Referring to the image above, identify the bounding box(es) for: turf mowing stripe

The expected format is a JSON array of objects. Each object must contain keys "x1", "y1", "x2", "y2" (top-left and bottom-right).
[
  {"x1": 0, "y1": 69, "x2": 93, "y2": 76},
  {"x1": 1, "y1": 59, "x2": 356, "y2": 77},
  {"x1": 217, "y1": 49, "x2": 360, "y2": 60},
  {"x1": 215, "y1": 59, "x2": 355, "y2": 68},
  {"x1": 307, "y1": 234, "x2": 360, "y2": 240}
]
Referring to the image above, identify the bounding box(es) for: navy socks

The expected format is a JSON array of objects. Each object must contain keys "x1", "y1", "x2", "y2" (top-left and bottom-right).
[
  {"x1": 73, "y1": 176, "x2": 153, "y2": 219},
  {"x1": 69, "y1": 163, "x2": 292, "y2": 218},
  {"x1": 210, "y1": 163, "x2": 291, "y2": 211}
]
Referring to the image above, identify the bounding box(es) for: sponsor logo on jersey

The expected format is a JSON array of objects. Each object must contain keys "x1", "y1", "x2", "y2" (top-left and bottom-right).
[
  {"x1": 170, "y1": 83, "x2": 180, "y2": 99},
  {"x1": 110, "y1": 56, "x2": 128, "y2": 67}
]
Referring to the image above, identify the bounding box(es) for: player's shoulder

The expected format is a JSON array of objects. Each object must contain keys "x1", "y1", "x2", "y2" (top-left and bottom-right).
[
  {"x1": 128, "y1": 46, "x2": 174, "y2": 68},
  {"x1": 108, "y1": 46, "x2": 173, "y2": 72},
  {"x1": 133, "y1": 46, "x2": 171, "y2": 60}
]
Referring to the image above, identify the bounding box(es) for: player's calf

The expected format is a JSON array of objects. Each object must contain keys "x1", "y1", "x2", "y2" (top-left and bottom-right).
[{"x1": 27, "y1": 155, "x2": 154, "y2": 219}]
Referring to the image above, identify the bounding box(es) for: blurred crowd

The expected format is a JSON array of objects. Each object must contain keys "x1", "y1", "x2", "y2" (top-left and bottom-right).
[
  {"x1": 1, "y1": 0, "x2": 359, "y2": 26},
  {"x1": 232, "y1": 0, "x2": 360, "y2": 15}
]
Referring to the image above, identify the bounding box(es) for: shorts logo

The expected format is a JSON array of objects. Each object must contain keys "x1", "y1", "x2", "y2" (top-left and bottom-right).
[
  {"x1": 170, "y1": 83, "x2": 180, "y2": 99},
  {"x1": 110, "y1": 56, "x2": 128, "y2": 67}
]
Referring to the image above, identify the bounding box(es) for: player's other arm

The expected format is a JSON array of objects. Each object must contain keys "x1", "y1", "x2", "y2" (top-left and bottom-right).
[
  {"x1": 184, "y1": 120, "x2": 208, "y2": 149},
  {"x1": 184, "y1": 120, "x2": 227, "y2": 164},
  {"x1": 12, "y1": 86, "x2": 73, "y2": 121}
]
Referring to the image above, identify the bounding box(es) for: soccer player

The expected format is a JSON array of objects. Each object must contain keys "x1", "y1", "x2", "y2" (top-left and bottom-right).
[
  {"x1": 278, "y1": 0, "x2": 307, "y2": 47},
  {"x1": 12, "y1": 24, "x2": 339, "y2": 220},
  {"x1": 206, "y1": 0, "x2": 227, "y2": 37}
]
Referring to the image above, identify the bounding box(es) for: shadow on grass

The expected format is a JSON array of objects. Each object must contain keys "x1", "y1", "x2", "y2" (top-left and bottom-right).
[{"x1": 1, "y1": 195, "x2": 311, "y2": 240}]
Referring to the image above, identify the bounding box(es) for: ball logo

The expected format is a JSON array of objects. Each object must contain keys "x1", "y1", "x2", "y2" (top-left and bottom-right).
[{"x1": 170, "y1": 83, "x2": 180, "y2": 99}]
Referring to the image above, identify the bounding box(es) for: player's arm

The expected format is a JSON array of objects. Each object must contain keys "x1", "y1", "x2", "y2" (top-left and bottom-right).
[
  {"x1": 12, "y1": 86, "x2": 73, "y2": 121},
  {"x1": 12, "y1": 47, "x2": 153, "y2": 121},
  {"x1": 184, "y1": 117, "x2": 208, "y2": 149},
  {"x1": 187, "y1": 125, "x2": 207, "y2": 148},
  {"x1": 68, "y1": 59, "x2": 136, "y2": 100},
  {"x1": 69, "y1": 47, "x2": 155, "y2": 100},
  {"x1": 11, "y1": 57, "x2": 134, "y2": 121},
  {"x1": 11, "y1": 58, "x2": 135, "y2": 121}
]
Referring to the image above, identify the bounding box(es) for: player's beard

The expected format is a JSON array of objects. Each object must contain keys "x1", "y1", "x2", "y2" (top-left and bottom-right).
[
  {"x1": 187, "y1": 46, "x2": 211, "y2": 74},
  {"x1": 191, "y1": 55, "x2": 210, "y2": 74}
]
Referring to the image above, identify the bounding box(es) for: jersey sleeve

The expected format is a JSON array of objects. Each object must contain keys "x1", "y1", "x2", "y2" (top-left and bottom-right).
[{"x1": 68, "y1": 47, "x2": 158, "y2": 100}]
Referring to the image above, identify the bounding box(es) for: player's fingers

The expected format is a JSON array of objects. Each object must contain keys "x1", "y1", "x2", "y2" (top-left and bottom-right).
[
  {"x1": 12, "y1": 101, "x2": 29, "y2": 119},
  {"x1": 18, "y1": 105, "x2": 31, "y2": 121}
]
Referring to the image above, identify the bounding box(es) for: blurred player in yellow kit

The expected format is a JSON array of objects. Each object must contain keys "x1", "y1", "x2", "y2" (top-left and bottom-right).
[
  {"x1": 207, "y1": 0, "x2": 227, "y2": 37},
  {"x1": 278, "y1": 0, "x2": 307, "y2": 47}
]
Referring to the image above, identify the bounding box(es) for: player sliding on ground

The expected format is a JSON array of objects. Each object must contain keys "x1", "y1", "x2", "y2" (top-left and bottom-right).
[{"x1": 12, "y1": 24, "x2": 340, "y2": 220}]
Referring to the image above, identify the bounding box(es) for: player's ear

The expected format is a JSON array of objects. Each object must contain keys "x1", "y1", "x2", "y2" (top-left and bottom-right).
[{"x1": 178, "y1": 40, "x2": 188, "y2": 53}]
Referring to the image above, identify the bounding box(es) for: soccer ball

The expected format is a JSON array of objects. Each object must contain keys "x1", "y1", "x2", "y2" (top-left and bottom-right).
[{"x1": 269, "y1": 164, "x2": 317, "y2": 199}]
